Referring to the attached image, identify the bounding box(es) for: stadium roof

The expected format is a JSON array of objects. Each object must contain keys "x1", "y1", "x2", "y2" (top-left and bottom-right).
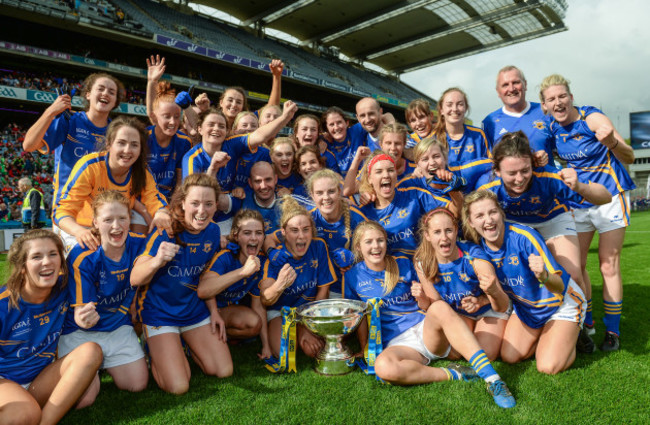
[{"x1": 190, "y1": 0, "x2": 568, "y2": 74}]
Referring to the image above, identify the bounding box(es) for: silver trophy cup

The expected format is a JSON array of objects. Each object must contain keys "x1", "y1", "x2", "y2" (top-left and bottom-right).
[{"x1": 296, "y1": 298, "x2": 367, "y2": 375}]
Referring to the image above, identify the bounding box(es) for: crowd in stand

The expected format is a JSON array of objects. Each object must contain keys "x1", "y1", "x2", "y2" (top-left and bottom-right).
[
  {"x1": 0, "y1": 123, "x2": 54, "y2": 222},
  {"x1": 0, "y1": 70, "x2": 145, "y2": 105}
]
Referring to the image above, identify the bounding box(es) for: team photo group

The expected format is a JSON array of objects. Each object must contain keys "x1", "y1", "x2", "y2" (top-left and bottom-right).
[{"x1": 0, "y1": 53, "x2": 635, "y2": 423}]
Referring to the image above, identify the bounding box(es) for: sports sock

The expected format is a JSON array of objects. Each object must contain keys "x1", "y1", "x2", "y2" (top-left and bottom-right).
[
  {"x1": 603, "y1": 300, "x2": 622, "y2": 335},
  {"x1": 469, "y1": 350, "x2": 499, "y2": 383},
  {"x1": 584, "y1": 298, "x2": 594, "y2": 327},
  {"x1": 441, "y1": 368, "x2": 462, "y2": 381}
]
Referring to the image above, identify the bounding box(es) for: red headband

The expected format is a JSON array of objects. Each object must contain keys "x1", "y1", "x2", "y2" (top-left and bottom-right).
[
  {"x1": 424, "y1": 207, "x2": 457, "y2": 226},
  {"x1": 367, "y1": 154, "x2": 395, "y2": 174}
]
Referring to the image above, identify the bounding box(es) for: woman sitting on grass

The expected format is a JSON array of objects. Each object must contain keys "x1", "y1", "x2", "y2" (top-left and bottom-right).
[
  {"x1": 198, "y1": 209, "x2": 272, "y2": 359},
  {"x1": 131, "y1": 174, "x2": 232, "y2": 394},
  {"x1": 0, "y1": 230, "x2": 102, "y2": 425},
  {"x1": 259, "y1": 196, "x2": 336, "y2": 358},
  {"x1": 413, "y1": 208, "x2": 510, "y2": 360},
  {"x1": 343, "y1": 221, "x2": 516, "y2": 409},
  {"x1": 59, "y1": 191, "x2": 149, "y2": 395},
  {"x1": 462, "y1": 190, "x2": 586, "y2": 374}
]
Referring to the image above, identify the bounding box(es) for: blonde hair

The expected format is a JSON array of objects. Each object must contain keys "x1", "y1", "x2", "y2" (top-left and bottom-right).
[
  {"x1": 90, "y1": 190, "x2": 131, "y2": 244},
  {"x1": 539, "y1": 74, "x2": 571, "y2": 103},
  {"x1": 233, "y1": 111, "x2": 258, "y2": 133},
  {"x1": 412, "y1": 137, "x2": 448, "y2": 163},
  {"x1": 461, "y1": 190, "x2": 504, "y2": 244},
  {"x1": 379, "y1": 122, "x2": 408, "y2": 148},
  {"x1": 306, "y1": 169, "x2": 352, "y2": 247},
  {"x1": 270, "y1": 137, "x2": 296, "y2": 156},
  {"x1": 5, "y1": 230, "x2": 68, "y2": 309},
  {"x1": 414, "y1": 208, "x2": 458, "y2": 284},
  {"x1": 358, "y1": 150, "x2": 395, "y2": 198},
  {"x1": 351, "y1": 221, "x2": 399, "y2": 295},
  {"x1": 279, "y1": 195, "x2": 317, "y2": 238}
]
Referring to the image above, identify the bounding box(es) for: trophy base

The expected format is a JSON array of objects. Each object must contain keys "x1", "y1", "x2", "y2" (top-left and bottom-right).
[{"x1": 314, "y1": 357, "x2": 356, "y2": 376}]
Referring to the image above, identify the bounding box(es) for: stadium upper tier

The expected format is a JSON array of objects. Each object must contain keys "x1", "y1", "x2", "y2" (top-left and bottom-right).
[
  {"x1": 3, "y1": 0, "x2": 429, "y2": 108},
  {"x1": 196, "y1": 0, "x2": 568, "y2": 73}
]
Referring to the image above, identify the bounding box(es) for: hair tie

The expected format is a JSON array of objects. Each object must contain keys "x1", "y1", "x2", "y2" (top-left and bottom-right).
[
  {"x1": 424, "y1": 207, "x2": 456, "y2": 225},
  {"x1": 367, "y1": 154, "x2": 395, "y2": 174}
]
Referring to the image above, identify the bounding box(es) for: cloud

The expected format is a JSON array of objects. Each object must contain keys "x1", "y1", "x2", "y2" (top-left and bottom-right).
[{"x1": 402, "y1": 0, "x2": 650, "y2": 138}]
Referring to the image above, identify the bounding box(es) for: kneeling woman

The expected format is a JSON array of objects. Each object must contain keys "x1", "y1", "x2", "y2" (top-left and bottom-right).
[
  {"x1": 59, "y1": 191, "x2": 149, "y2": 394},
  {"x1": 463, "y1": 190, "x2": 586, "y2": 374},
  {"x1": 259, "y1": 196, "x2": 337, "y2": 358},
  {"x1": 344, "y1": 221, "x2": 515, "y2": 408},
  {"x1": 413, "y1": 208, "x2": 510, "y2": 361},
  {"x1": 132, "y1": 174, "x2": 232, "y2": 394},
  {"x1": 0, "y1": 230, "x2": 102, "y2": 425},
  {"x1": 198, "y1": 209, "x2": 271, "y2": 359}
]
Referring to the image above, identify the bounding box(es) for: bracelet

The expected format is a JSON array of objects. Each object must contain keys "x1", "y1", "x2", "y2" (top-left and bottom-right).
[
  {"x1": 538, "y1": 270, "x2": 550, "y2": 285},
  {"x1": 611, "y1": 139, "x2": 619, "y2": 150}
]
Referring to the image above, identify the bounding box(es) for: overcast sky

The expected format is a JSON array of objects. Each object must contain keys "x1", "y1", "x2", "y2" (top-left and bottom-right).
[{"x1": 401, "y1": 0, "x2": 650, "y2": 138}]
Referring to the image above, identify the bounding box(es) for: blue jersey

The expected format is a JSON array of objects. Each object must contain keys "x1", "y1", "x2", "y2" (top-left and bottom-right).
[
  {"x1": 343, "y1": 256, "x2": 423, "y2": 345},
  {"x1": 476, "y1": 166, "x2": 586, "y2": 224},
  {"x1": 480, "y1": 223, "x2": 569, "y2": 329},
  {"x1": 433, "y1": 241, "x2": 492, "y2": 318},
  {"x1": 482, "y1": 102, "x2": 554, "y2": 159},
  {"x1": 310, "y1": 205, "x2": 368, "y2": 293},
  {"x1": 325, "y1": 123, "x2": 368, "y2": 177},
  {"x1": 207, "y1": 249, "x2": 264, "y2": 308},
  {"x1": 182, "y1": 134, "x2": 257, "y2": 192},
  {"x1": 448, "y1": 158, "x2": 494, "y2": 193},
  {"x1": 64, "y1": 233, "x2": 146, "y2": 334},
  {"x1": 261, "y1": 238, "x2": 336, "y2": 310},
  {"x1": 235, "y1": 146, "x2": 271, "y2": 188},
  {"x1": 276, "y1": 173, "x2": 303, "y2": 193},
  {"x1": 146, "y1": 126, "x2": 191, "y2": 200},
  {"x1": 0, "y1": 283, "x2": 69, "y2": 385},
  {"x1": 447, "y1": 125, "x2": 492, "y2": 165},
  {"x1": 231, "y1": 193, "x2": 282, "y2": 235},
  {"x1": 42, "y1": 111, "x2": 108, "y2": 208},
  {"x1": 406, "y1": 129, "x2": 435, "y2": 149},
  {"x1": 359, "y1": 187, "x2": 450, "y2": 257},
  {"x1": 549, "y1": 106, "x2": 635, "y2": 197},
  {"x1": 136, "y1": 222, "x2": 221, "y2": 327}
]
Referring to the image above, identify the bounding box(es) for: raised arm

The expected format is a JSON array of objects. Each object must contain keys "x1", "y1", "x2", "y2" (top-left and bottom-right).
[
  {"x1": 23, "y1": 95, "x2": 71, "y2": 152},
  {"x1": 259, "y1": 263, "x2": 297, "y2": 306},
  {"x1": 342, "y1": 146, "x2": 371, "y2": 197},
  {"x1": 198, "y1": 255, "x2": 261, "y2": 299},
  {"x1": 558, "y1": 168, "x2": 612, "y2": 205},
  {"x1": 146, "y1": 55, "x2": 166, "y2": 125},
  {"x1": 130, "y1": 241, "x2": 180, "y2": 287},
  {"x1": 248, "y1": 100, "x2": 297, "y2": 149},
  {"x1": 586, "y1": 112, "x2": 634, "y2": 164},
  {"x1": 267, "y1": 59, "x2": 284, "y2": 107}
]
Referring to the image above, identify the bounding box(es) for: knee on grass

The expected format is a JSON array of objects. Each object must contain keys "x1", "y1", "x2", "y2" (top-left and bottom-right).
[{"x1": 536, "y1": 357, "x2": 571, "y2": 375}]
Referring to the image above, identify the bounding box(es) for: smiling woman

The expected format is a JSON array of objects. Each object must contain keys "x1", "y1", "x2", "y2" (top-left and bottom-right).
[{"x1": 52, "y1": 116, "x2": 171, "y2": 252}]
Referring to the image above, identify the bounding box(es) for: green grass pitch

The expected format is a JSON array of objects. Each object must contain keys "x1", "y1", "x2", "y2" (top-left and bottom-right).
[{"x1": 2, "y1": 212, "x2": 649, "y2": 424}]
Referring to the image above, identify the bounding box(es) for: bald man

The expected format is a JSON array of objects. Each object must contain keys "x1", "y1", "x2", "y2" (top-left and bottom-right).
[
  {"x1": 230, "y1": 161, "x2": 281, "y2": 235},
  {"x1": 355, "y1": 97, "x2": 395, "y2": 152}
]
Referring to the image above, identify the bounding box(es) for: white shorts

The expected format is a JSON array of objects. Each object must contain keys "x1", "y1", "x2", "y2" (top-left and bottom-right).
[
  {"x1": 58, "y1": 325, "x2": 144, "y2": 369},
  {"x1": 52, "y1": 224, "x2": 79, "y2": 255},
  {"x1": 0, "y1": 376, "x2": 31, "y2": 390},
  {"x1": 267, "y1": 309, "x2": 282, "y2": 322},
  {"x1": 386, "y1": 320, "x2": 450, "y2": 364},
  {"x1": 525, "y1": 211, "x2": 577, "y2": 241},
  {"x1": 460, "y1": 302, "x2": 512, "y2": 321},
  {"x1": 548, "y1": 279, "x2": 586, "y2": 325},
  {"x1": 328, "y1": 291, "x2": 342, "y2": 299},
  {"x1": 573, "y1": 193, "x2": 630, "y2": 234},
  {"x1": 131, "y1": 210, "x2": 147, "y2": 226},
  {"x1": 142, "y1": 317, "x2": 211, "y2": 338}
]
